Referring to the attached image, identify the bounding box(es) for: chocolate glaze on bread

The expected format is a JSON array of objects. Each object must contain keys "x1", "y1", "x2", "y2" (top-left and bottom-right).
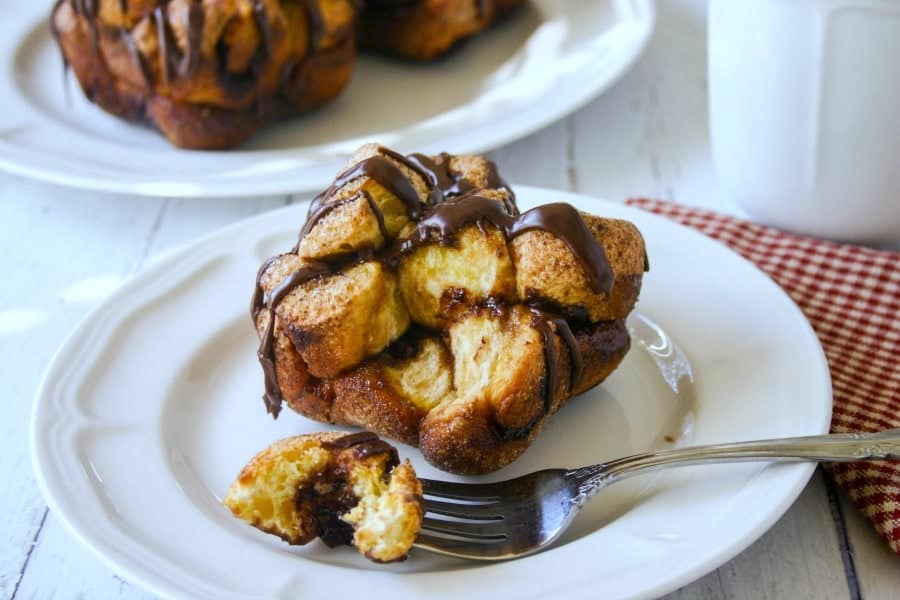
[
  {"x1": 51, "y1": 0, "x2": 525, "y2": 148},
  {"x1": 52, "y1": 0, "x2": 359, "y2": 149},
  {"x1": 251, "y1": 144, "x2": 648, "y2": 474},
  {"x1": 359, "y1": 0, "x2": 524, "y2": 60}
]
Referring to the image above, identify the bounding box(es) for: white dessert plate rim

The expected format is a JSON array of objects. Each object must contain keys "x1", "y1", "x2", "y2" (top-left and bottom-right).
[{"x1": 0, "y1": 0, "x2": 655, "y2": 197}]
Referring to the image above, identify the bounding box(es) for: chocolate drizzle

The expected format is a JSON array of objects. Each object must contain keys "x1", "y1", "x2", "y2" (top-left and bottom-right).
[
  {"x1": 276, "y1": 0, "x2": 326, "y2": 93},
  {"x1": 252, "y1": 0, "x2": 273, "y2": 55},
  {"x1": 378, "y1": 147, "x2": 443, "y2": 205},
  {"x1": 337, "y1": 155, "x2": 425, "y2": 216},
  {"x1": 361, "y1": 190, "x2": 390, "y2": 242},
  {"x1": 353, "y1": 439, "x2": 398, "y2": 460},
  {"x1": 510, "y1": 203, "x2": 612, "y2": 294},
  {"x1": 394, "y1": 194, "x2": 613, "y2": 295},
  {"x1": 299, "y1": 180, "x2": 415, "y2": 249},
  {"x1": 152, "y1": 1, "x2": 205, "y2": 82},
  {"x1": 71, "y1": 0, "x2": 98, "y2": 18},
  {"x1": 322, "y1": 431, "x2": 379, "y2": 449},
  {"x1": 300, "y1": 148, "x2": 519, "y2": 248},
  {"x1": 322, "y1": 432, "x2": 399, "y2": 462},
  {"x1": 403, "y1": 150, "x2": 516, "y2": 212},
  {"x1": 300, "y1": 0, "x2": 325, "y2": 54},
  {"x1": 253, "y1": 149, "x2": 613, "y2": 418},
  {"x1": 141, "y1": 6, "x2": 192, "y2": 86},
  {"x1": 475, "y1": 0, "x2": 491, "y2": 19},
  {"x1": 180, "y1": 0, "x2": 205, "y2": 77},
  {"x1": 404, "y1": 153, "x2": 458, "y2": 195},
  {"x1": 69, "y1": 0, "x2": 100, "y2": 57},
  {"x1": 311, "y1": 155, "x2": 428, "y2": 225},
  {"x1": 298, "y1": 431, "x2": 399, "y2": 548},
  {"x1": 300, "y1": 194, "x2": 354, "y2": 240},
  {"x1": 252, "y1": 258, "x2": 335, "y2": 417},
  {"x1": 121, "y1": 27, "x2": 152, "y2": 86},
  {"x1": 153, "y1": 7, "x2": 172, "y2": 84},
  {"x1": 529, "y1": 308, "x2": 583, "y2": 408},
  {"x1": 60, "y1": 0, "x2": 327, "y2": 94}
]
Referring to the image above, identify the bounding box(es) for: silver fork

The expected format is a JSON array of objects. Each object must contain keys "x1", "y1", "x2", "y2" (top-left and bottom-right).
[{"x1": 413, "y1": 429, "x2": 900, "y2": 560}]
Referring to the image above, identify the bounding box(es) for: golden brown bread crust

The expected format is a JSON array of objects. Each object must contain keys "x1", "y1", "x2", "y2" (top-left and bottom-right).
[
  {"x1": 512, "y1": 216, "x2": 647, "y2": 322},
  {"x1": 263, "y1": 312, "x2": 630, "y2": 471},
  {"x1": 223, "y1": 432, "x2": 423, "y2": 562},
  {"x1": 52, "y1": 0, "x2": 356, "y2": 149},
  {"x1": 359, "y1": 0, "x2": 525, "y2": 60},
  {"x1": 278, "y1": 261, "x2": 410, "y2": 378},
  {"x1": 387, "y1": 315, "x2": 629, "y2": 474},
  {"x1": 252, "y1": 145, "x2": 647, "y2": 474}
]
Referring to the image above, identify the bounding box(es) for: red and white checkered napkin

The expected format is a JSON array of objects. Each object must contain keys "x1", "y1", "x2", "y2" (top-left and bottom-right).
[{"x1": 627, "y1": 198, "x2": 900, "y2": 555}]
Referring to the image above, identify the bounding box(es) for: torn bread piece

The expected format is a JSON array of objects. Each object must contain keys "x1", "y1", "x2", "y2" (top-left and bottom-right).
[{"x1": 224, "y1": 432, "x2": 422, "y2": 563}]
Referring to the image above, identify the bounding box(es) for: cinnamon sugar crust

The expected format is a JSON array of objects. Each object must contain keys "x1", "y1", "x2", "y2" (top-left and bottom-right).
[{"x1": 251, "y1": 145, "x2": 647, "y2": 474}]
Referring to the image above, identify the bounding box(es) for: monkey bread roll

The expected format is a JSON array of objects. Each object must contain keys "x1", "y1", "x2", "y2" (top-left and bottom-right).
[
  {"x1": 358, "y1": 0, "x2": 526, "y2": 61},
  {"x1": 51, "y1": 0, "x2": 357, "y2": 149},
  {"x1": 50, "y1": 0, "x2": 525, "y2": 148},
  {"x1": 224, "y1": 431, "x2": 423, "y2": 562},
  {"x1": 251, "y1": 144, "x2": 648, "y2": 474}
]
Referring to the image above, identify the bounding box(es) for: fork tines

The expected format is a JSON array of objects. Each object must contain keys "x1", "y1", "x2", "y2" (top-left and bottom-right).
[{"x1": 417, "y1": 478, "x2": 508, "y2": 544}]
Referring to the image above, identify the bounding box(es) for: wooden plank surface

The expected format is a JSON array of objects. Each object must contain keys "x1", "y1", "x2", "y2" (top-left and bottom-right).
[
  {"x1": 839, "y1": 491, "x2": 900, "y2": 600},
  {"x1": 2, "y1": 0, "x2": 898, "y2": 598},
  {"x1": 668, "y1": 472, "x2": 850, "y2": 600},
  {"x1": 0, "y1": 177, "x2": 163, "y2": 599}
]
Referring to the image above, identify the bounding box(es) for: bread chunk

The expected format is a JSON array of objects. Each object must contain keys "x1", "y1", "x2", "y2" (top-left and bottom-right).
[
  {"x1": 299, "y1": 144, "x2": 435, "y2": 260},
  {"x1": 251, "y1": 145, "x2": 647, "y2": 474},
  {"x1": 259, "y1": 257, "x2": 410, "y2": 378},
  {"x1": 224, "y1": 432, "x2": 422, "y2": 562},
  {"x1": 511, "y1": 215, "x2": 647, "y2": 321},
  {"x1": 398, "y1": 223, "x2": 517, "y2": 329},
  {"x1": 359, "y1": 0, "x2": 525, "y2": 60}
]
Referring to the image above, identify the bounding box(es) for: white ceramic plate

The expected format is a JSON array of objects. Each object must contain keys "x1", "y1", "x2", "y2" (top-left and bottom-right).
[
  {"x1": 0, "y1": 1, "x2": 654, "y2": 198},
  {"x1": 31, "y1": 188, "x2": 832, "y2": 600}
]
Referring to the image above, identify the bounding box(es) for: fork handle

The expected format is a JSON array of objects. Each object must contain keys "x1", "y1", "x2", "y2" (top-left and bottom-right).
[{"x1": 567, "y1": 429, "x2": 900, "y2": 503}]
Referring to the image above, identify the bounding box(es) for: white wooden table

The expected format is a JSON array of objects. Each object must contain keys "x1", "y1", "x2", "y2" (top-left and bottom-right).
[{"x1": 3, "y1": 1, "x2": 899, "y2": 598}]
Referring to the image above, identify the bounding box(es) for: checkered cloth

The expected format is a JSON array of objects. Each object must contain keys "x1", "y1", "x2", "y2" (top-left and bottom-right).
[{"x1": 627, "y1": 198, "x2": 900, "y2": 555}]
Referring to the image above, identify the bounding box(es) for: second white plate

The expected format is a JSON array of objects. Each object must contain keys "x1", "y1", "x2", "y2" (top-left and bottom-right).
[
  {"x1": 1, "y1": 0, "x2": 654, "y2": 197},
  {"x1": 32, "y1": 188, "x2": 832, "y2": 599}
]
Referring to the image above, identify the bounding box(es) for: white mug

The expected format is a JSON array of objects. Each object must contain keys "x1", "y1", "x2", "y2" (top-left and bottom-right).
[{"x1": 709, "y1": 0, "x2": 900, "y2": 243}]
